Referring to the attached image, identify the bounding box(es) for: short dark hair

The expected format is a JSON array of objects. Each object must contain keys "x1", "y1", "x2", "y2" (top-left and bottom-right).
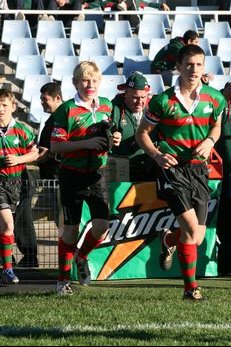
[
  {"x1": 183, "y1": 30, "x2": 199, "y2": 44},
  {"x1": 40, "y1": 82, "x2": 62, "y2": 99},
  {"x1": 177, "y1": 44, "x2": 205, "y2": 64}
]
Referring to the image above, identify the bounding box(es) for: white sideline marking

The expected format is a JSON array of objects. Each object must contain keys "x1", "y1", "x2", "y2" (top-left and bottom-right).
[{"x1": 61, "y1": 322, "x2": 231, "y2": 332}]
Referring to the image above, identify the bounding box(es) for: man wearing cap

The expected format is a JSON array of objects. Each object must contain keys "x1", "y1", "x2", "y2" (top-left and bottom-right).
[{"x1": 110, "y1": 71, "x2": 157, "y2": 182}]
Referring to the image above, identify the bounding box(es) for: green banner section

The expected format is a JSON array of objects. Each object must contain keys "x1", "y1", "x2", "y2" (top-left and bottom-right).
[{"x1": 71, "y1": 180, "x2": 221, "y2": 281}]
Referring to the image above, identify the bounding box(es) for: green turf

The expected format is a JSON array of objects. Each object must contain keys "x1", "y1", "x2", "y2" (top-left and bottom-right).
[{"x1": 0, "y1": 277, "x2": 230, "y2": 345}]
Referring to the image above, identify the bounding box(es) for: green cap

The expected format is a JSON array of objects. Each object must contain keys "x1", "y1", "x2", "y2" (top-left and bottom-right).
[{"x1": 117, "y1": 71, "x2": 150, "y2": 91}]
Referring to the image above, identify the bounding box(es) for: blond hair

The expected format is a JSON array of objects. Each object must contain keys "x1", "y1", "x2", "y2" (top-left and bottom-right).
[{"x1": 73, "y1": 61, "x2": 102, "y2": 83}]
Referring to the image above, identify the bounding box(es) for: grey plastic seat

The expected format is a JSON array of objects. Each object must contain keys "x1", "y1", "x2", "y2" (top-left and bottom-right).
[
  {"x1": 203, "y1": 21, "x2": 231, "y2": 46},
  {"x1": 198, "y1": 38, "x2": 213, "y2": 56},
  {"x1": 61, "y1": 76, "x2": 76, "y2": 101},
  {"x1": 208, "y1": 75, "x2": 231, "y2": 90},
  {"x1": 70, "y1": 20, "x2": 99, "y2": 46},
  {"x1": 15, "y1": 55, "x2": 48, "y2": 81},
  {"x1": 44, "y1": 38, "x2": 75, "y2": 64},
  {"x1": 22, "y1": 74, "x2": 52, "y2": 103},
  {"x1": 28, "y1": 96, "x2": 50, "y2": 124},
  {"x1": 138, "y1": 20, "x2": 167, "y2": 45},
  {"x1": 216, "y1": 38, "x2": 231, "y2": 63},
  {"x1": 79, "y1": 38, "x2": 109, "y2": 60},
  {"x1": 36, "y1": 20, "x2": 66, "y2": 46},
  {"x1": 82, "y1": 55, "x2": 118, "y2": 75},
  {"x1": 104, "y1": 20, "x2": 133, "y2": 46},
  {"x1": 175, "y1": 6, "x2": 204, "y2": 30},
  {"x1": 143, "y1": 74, "x2": 165, "y2": 95},
  {"x1": 204, "y1": 56, "x2": 225, "y2": 75},
  {"x1": 114, "y1": 37, "x2": 144, "y2": 64},
  {"x1": 171, "y1": 21, "x2": 198, "y2": 38},
  {"x1": 122, "y1": 56, "x2": 151, "y2": 78},
  {"x1": 51, "y1": 56, "x2": 80, "y2": 81},
  {"x1": 1, "y1": 20, "x2": 32, "y2": 45},
  {"x1": 148, "y1": 38, "x2": 170, "y2": 61},
  {"x1": 98, "y1": 75, "x2": 126, "y2": 100},
  {"x1": 9, "y1": 38, "x2": 40, "y2": 64}
]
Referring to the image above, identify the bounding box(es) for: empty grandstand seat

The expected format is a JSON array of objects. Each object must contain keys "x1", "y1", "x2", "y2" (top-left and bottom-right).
[
  {"x1": 28, "y1": 95, "x2": 50, "y2": 124},
  {"x1": 114, "y1": 37, "x2": 144, "y2": 64},
  {"x1": 203, "y1": 21, "x2": 231, "y2": 46},
  {"x1": 148, "y1": 38, "x2": 170, "y2": 61},
  {"x1": 22, "y1": 74, "x2": 52, "y2": 103},
  {"x1": 143, "y1": 74, "x2": 165, "y2": 95},
  {"x1": 216, "y1": 38, "x2": 231, "y2": 64},
  {"x1": 138, "y1": 20, "x2": 167, "y2": 45},
  {"x1": 104, "y1": 20, "x2": 133, "y2": 46},
  {"x1": 98, "y1": 75, "x2": 126, "y2": 100},
  {"x1": 142, "y1": 9, "x2": 171, "y2": 31},
  {"x1": 122, "y1": 56, "x2": 151, "y2": 78},
  {"x1": 36, "y1": 20, "x2": 66, "y2": 46},
  {"x1": 171, "y1": 21, "x2": 198, "y2": 38},
  {"x1": 1, "y1": 20, "x2": 32, "y2": 45},
  {"x1": 70, "y1": 20, "x2": 99, "y2": 46},
  {"x1": 198, "y1": 38, "x2": 213, "y2": 56},
  {"x1": 208, "y1": 75, "x2": 231, "y2": 90},
  {"x1": 15, "y1": 55, "x2": 48, "y2": 81},
  {"x1": 204, "y1": 56, "x2": 225, "y2": 75},
  {"x1": 9, "y1": 38, "x2": 40, "y2": 64},
  {"x1": 51, "y1": 56, "x2": 80, "y2": 81},
  {"x1": 61, "y1": 76, "x2": 76, "y2": 101},
  {"x1": 79, "y1": 38, "x2": 109, "y2": 60},
  {"x1": 175, "y1": 6, "x2": 203, "y2": 30},
  {"x1": 44, "y1": 38, "x2": 75, "y2": 64},
  {"x1": 80, "y1": 55, "x2": 118, "y2": 75}
]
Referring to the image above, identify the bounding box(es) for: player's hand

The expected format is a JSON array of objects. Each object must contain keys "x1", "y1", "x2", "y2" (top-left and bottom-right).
[
  {"x1": 154, "y1": 152, "x2": 178, "y2": 169},
  {"x1": 113, "y1": 131, "x2": 121, "y2": 146},
  {"x1": 4, "y1": 154, "x2": 19, "y2": 166},
  {"x1": 193, "y1": 138, "x2": 214, "y2": 160}
]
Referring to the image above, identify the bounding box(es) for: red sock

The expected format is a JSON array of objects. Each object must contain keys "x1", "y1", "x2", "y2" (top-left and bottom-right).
[
  {"x1": 78, "y1": 230, "x2": 103, "y2": 260},
  {"x1": 0, "y1": 234, "x2": 14, "y2": 270},
  {"x1": 177, "y1": 241, "x2": 198, "y2": 292},
  {"x1": 58, "y1": 238, "x2": 76, "y2": 281},
  {"x1": 165, "y1": 228, "x2": 181, "y2": 247}
]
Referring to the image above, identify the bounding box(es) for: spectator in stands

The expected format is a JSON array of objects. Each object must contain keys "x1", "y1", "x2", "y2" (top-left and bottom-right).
[
  {"x1": 41, "y1": 0, "x2": 84, "y2": 24},
  {"x1": 0, "y1": 89, "x2": 38, "y2": 285},
  {"x1": 50, "y1": 61, "x2": 121, "y2": 295},
  {"x1": 110, "y1": 71, "x2": 157, "y2": 182},
  {"x1": 151, "y1": 30, "x2": 213, "y2": 86},
  {"x1": 215, "y1": 82, "x2": 231, "y2": 276},
  {"x1": 136, "y1": 45, "x2": 227, "y2": 300},
  {"x1": 14, "y1": 168, "x2": 39, "y2": 268}
]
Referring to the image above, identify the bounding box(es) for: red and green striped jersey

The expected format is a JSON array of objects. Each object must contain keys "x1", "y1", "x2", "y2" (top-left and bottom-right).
[
  {"x1": 51, "y1": 95, "x2": 112, "y2": 173},
  {"x1": 0, "y1": 119, "x2": 35, "y2": 178},
  {"x1": 145, "y1": 84, "x2": 227, "y2": 162}
]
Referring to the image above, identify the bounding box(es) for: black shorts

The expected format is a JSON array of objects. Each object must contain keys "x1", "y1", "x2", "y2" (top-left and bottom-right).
[
  {"x1": 59, "y1": 168, "x2": 109, "y2": 225},
  {"x1": 0, "y1": 178, "x2": 22, "y2": 213},
  {"x1": 156, "y1": 162, "x2": 210, "y2": 225}
]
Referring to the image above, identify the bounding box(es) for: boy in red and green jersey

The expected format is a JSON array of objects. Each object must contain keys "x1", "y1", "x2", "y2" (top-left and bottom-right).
[
  {"x1": 0, "y1": 89, "x2": 38, "y2": 286},
  {"x1": 137, "y1": 45, "x2": 227, "y2": 300},
  {"x1": 51, "y1": 61, "x2": 121, "y2": 295}
]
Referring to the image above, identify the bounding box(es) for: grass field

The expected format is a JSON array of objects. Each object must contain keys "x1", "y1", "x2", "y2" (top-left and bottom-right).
[{"x1": 0, "y1": 277, "x2": 230, "y2": 346}]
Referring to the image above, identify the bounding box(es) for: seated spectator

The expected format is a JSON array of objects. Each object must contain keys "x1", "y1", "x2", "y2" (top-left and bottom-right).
[
  {"x1": 151, "y1": 30, "x2": 213, "y2": 86},
  {"x1": 42, "y1": 0, "x2": 84, "y2": 24},
  {"x1": 110, "y1": 71, "x2": 157, "y2": 182}
]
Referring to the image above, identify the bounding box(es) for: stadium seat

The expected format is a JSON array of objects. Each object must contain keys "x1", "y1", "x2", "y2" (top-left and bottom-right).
[
  {"x1": 79, "y1": 38, "x2": 109, "y2": 60},
  {"x1": 216, "y1": 38, "x2": 231, "y2": 64},
  {"x1": 122, "y1": 56, "x2": 151, "y2": 78},
  {"x1": 98, "y1": 75, "x2": 126, "y2": 100},
  {"x1": 171, "y1": 21, "x2": 198, "y2": 38},
  {"x1": 148, "y1": 38, "x2": 170, "y2": 61},
  {"x1": 104, "y1": 20, "x2": 133, "y2": 46},
  {"x1": 208, "y1": 75, "x2": 231, "y2": 90},
  {"x1": 28, "y1": 95, "x2": 50, "y2": 124},
  {"x1": 44, "y1": 38, "x2": 75, "y2": 64},
  {"x1": 143, "y1": 74, "x2": 165, "y2": 95},
  {"x1": 198, "y1": 38, "x2": 213, "y2": 56},
  {"x1": 70, "y1": 20, "x2": 99, "y2": 46},
  {"x1": 61, "y1": 76, "x2": 76, "y2": 101},
  {"x1": 204, "y1": 56, "x2": 225, "y2": 75},
  {"x1": 9, "y1": 38, "x2": 40, "y2": 64},
  {"x1": 175, "y1": 6, "x2": 204, "y2": 30},
  {"x1": 203, "y1": 21, "x2": 231, "y2": 46},
  {"x1": 84, "y1": 7, "x2": 105, "y2": 33},
  {"x1": 15, "y1": 55, "x2": 48, "y2": 81},
  {"x1": 138, "y1": 20, "x2": 167, "y2": 46},
  {"x1": 36, "y1": 20, "x2": 66, "y2": 46},
  {"x1": 51, "y1": 56, "x2": 80, "y2": 81},
  {"x1": 142, "y1": 9, "x2": 171, "y2": 31},
  {"x1": 81, "y1": 55, "x2": 118, "y2": 75},
  {"x1": 22, "y1": 74, "x2": 52, "y2": 103},
  {"x1": 114, "y1": 37, "x2": 144, "y2": 64},
  {"x1": 1, "y1": 20, "x2": 32, "y2": 45}
]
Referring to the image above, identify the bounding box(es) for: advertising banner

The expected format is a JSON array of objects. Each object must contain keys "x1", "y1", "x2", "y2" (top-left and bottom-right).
[{"x1": 71, "y1": 180, "x2": 221, "y2": 281}]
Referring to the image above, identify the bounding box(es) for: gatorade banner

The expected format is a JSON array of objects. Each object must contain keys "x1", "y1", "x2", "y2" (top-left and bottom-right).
[{"x1": 71, "y1": 180, "x2": 221, "y2": 281}]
